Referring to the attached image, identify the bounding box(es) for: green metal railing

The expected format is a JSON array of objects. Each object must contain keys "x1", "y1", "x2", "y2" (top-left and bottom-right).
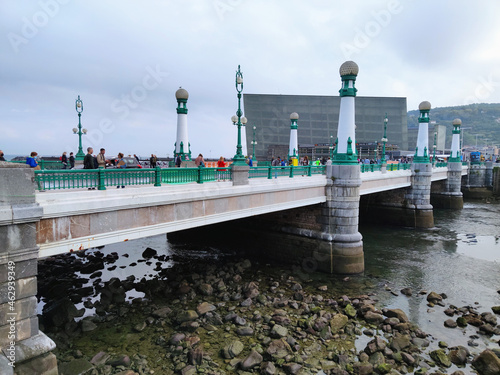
[
  {"x1": 435, "y1": 162, "x2": 448, "y2": 168},
  {"x1": 360, "y1": 163, "x2": 412, "y2": 173},
  {"x1": 34, "y1": 165, "x2": 325, "y2": 191}
]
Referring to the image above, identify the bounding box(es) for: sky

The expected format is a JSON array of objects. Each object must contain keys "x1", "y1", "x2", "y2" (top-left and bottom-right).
[{"x1": 2, "y1": 0, "x2": 500, "y2": 159}]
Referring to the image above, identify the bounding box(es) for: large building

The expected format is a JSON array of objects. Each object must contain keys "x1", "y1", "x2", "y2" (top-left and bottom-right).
[{"x1": 243, "y1": 94, "x2": 408, "y2": 161}]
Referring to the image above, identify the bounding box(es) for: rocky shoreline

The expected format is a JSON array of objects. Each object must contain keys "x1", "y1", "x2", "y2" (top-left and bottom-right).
[{"x1": 38, "y1": 248, "x2": 500, "y2": 375}]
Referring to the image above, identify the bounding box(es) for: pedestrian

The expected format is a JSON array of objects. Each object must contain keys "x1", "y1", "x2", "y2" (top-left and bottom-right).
[
  {"x1": 175, "y1": 154, "x2": 182, "y2": 167},
  {"x1": 96, "y1": 148, "x2": 108, "y2": 168},
  {"x1": 61, "y1": 152, "x2": 68, "y2": 169},
  {"x1": 195, "y1": 153, "x2": 205, "y2": 167},
  {"x1": 134, "y1": 154, "x2": 140, "y2": 164},
  {"x1": 69, "y1": 152, "x2": 75, "y2": 169},
  {"x1": 248, "y1": 156, "x2": 253, "y2": 167},
  {"x1": 272, "y1": 156, "x2": 280, "y2": 178},
  {"x1": 83, "y1": 147, "x2": 96, "y2": 170},
  {"x1": 0, "y1": 150, "x2": 5, "y2": 161},
  {"x1": 116, "y1": 152, "x2": 126, "y2": 188},
  {"x1": 302, "y1": 155, "x2": 309, "y2": 166},
  {"x1": 150, "y1": 154, "x2": 157, "y2": 168},
  {"x1": 216, "y1": 156, "x2": 226, "y2": 181},
  {"x1": 26, "y1": 152, "x2": 40, "y2": 170}
]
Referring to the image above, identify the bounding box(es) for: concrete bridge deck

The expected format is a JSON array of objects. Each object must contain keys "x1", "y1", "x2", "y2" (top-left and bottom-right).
[{"x1": 34, "y1": 165, "x2": 467, "y2": 258}]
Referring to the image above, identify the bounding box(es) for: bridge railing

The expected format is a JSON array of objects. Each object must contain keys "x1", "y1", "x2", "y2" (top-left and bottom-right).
[
  {"x1": 9, "y1": 159, "x2": 65, "y2": 170},
  {"x1": 248, "y1": 165, "x2": 325, "y2": 179},
  {"x1": 359, "y1": 163, "x2": 412, "y2": 173},
  {"x1": 435, "y1": 162, "x2": 448, "y2": 168}
]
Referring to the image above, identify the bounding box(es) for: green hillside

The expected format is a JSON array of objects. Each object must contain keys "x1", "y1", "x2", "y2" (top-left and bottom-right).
[{"x1": 408, "y1": 103, "x2": 500, "y2": 148}]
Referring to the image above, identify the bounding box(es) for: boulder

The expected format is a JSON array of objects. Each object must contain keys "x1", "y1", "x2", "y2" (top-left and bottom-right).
[
  {"x1": 222, "y1": 340, "x2": 244, "y2": 359},
  {"x1": 472, "y1": 349, "x2": 500, "y2": 375},
  {"x1": 240, "y1": 349, "x2": 263, "y2": 370},
  {"x1": 430, "y1": 349, "x2": 451, "y2": 368},
  {"x1": 384, "y1": 309, "x2": 409, "y2": 323}
]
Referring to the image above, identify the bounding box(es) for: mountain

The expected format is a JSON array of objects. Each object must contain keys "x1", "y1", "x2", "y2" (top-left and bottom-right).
[{"x1": 408, "y1": 103, "x2": 500, "y2": 148}]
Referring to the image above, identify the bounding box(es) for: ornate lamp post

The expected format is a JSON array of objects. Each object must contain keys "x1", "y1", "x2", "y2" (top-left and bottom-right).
[
  {"x1": 251, "y1": 125, "x2": 257, "y2": 161},
  {"x1": 381, "y1": 114, "x2": 388, "y2": 164},
  {"x1": 231, "y1": 65, "x2": 247, "y2": 165},
  {"x1": 329, "y1": 135, "x2": 334, "y2": 159},
  {"x1": 432, "y1": 131, "x2": 437, "y2": 166},
  {"x1": 73, "y1": 95, "x2": 87, "y2": 160}
]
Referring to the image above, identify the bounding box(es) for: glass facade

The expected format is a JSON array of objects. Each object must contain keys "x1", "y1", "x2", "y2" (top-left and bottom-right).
[{"x1": 244, "y1": 94, "x2": 408, "y2": 161}]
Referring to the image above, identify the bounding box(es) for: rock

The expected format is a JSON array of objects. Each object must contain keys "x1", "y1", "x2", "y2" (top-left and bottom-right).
[
  {"x1": 456, "y1": 316, "x2": 468, "y2": 327},
  {"x1": 142, "y1": 247, "x2": 157, "y2": 259},
  {"x1": 180, "y1": 365, "x2": 196, "y2": 375},
  {"x1": 236, "y1": 327, "x2": 254, "y2": 336},
  {"x1": 260, "y1": 361, "x2": 276, "y2": 375},
  {"x1": 169, "y1": 333, "x2": 186, "y2": 344},
  {"x1": 472, "y1": 349, "x2": 500, "y2": 375},
  {"x1": 369, "y1": 351, "x2": 385, "y2": 365},
  {"x1": 266, "y1": 339, "x2": 292, "y2": 359},
  {"x1": 240, "y1": 349, "x2": 263, "y2": 370},
  {"x1": 133, "y1": 321, "x2": 147, "y2": 332},
  {"x1": 81, "y1": 319, "x2": 97, "y2": 332},
  {"x1": 151, "y1": 306, "x2": 172, "y2": 318},
  {"x1": 317, "y1": 285, "x2": 328, "y2": 291},
  {"x1": 401, "y1": 352, "x2": 415, "y2": 365},
  {"x1": 176, "y1": 310, "x2": 198, "y2": 323},
  {"x1": 271, "y1": 324, "x2": 288, "y2": 338},
  {"x1": 411, "y1": 337, "x2": 430, "y2": 348},
  {"x1": 364, "y1": 311, "x2": 385, "y2": 325},
  {"x1": 384, "y1": 309, "x2": 409, "y2": 323},
  {"x1": 199, "y1": 283, "x2": 213, "y2": 296},
  {"x1": 90, "y1": 351, "x2": 110, "y2": 366},
  {"x1": 344, "y1": 304, "x2": 357, "y2": 318},
  {"x1": 188, "y1": 347, "x2": 204, "y2": 365},
  {"x1": 352, "y1": 361, "x2": 374, "y2": 375},
  {"x1": 107, "y1": 354, "x2": 131, "y2": 367},
  {"x1": 222, "y1": 340, "x2": 244, "y2": 359},
  {"x1": 427, "y1": 291, "x2": 443, "y2": 303},
  {"x1": 58, "y1": 358, "x2": 94, "y2": 375},
  {"x1": 240, "y1": 297, "x2": 252, "y2": 307},
  {"x1": 364, "y1": 336, "x2": 387, "y2": 355},
  {"x1": 444, "y1": 319, "x2": 458, "y2": 328},
  {"x1": 491, "y1": 306, "x2": 500, "y2": 315},
  {"x1": 330, "y1": 314, "x2": 349, "y2": 333},
  {"x1": 430, "y1": 349, "x2": 451, "y2": 368},
  {"x1": 283, "y1": 362, "x2": 302, "y2": 374},
  {"x1": 480, "y1": 323, "x2": 496, "y2": 335},
  {"x1": 482, "y1": 312, "x2": 498, "y2": 325},
  {"x1": 196, "y1": 302, "x2": 216, "y2": 315},
  {"x1": 449, "y1": 346, "x2": 469, "y2": 366},
  {"x1": 390, "y1": 333, "x2": 411, "y2": 351},
  {"x1": 400, "y1": 287, "x2": 412, "y2": 296}
]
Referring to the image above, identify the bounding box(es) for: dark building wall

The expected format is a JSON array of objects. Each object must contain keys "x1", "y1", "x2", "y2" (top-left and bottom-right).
[{"x1": 243, "y1": 94, "x2": 408, "y2": 161}]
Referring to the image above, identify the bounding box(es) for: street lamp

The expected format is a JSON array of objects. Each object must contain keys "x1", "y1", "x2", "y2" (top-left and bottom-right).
[
  {"x1": 381, "y1": 114, "x2": 388, "y2": 164},
  {"x1": 232, "y1": 65, "x2": 247, "y2": 165},
  {"x1": 432, "y1": 131, "x2": 437, "y2": 166},
  {"x1": 73, "y1": 95, "x2": 87, "y2": 160},
  {"x1": 251, "y1": 125, "x2": 257, "y2": 161},
  {"x1": 329, "y1": 135, "x2": 334, "y2": 159}
]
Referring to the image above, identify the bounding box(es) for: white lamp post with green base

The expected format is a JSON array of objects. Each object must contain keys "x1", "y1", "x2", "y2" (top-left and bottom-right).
[
  {"x1": 288, "y1": 112, "x2": 299, "y2": 165},
  {"x1": 449, "y1": 118, "x2": 462, "y2": 162},
  {"x1": 414, "y1": 101, "x2": 431, "y2": 163},
  {"x1": 251, "y1": 125, "x2": 257, "y2": 162}
]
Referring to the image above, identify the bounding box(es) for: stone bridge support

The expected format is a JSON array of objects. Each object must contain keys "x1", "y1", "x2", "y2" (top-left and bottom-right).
[
  {"x1": 0, "y1": 163, "x2": 57, "y2": 375},
  {"x1": 403, "y1": 163, "x2": 434, "y2": 228},
  {"x1": 319, "y1": 163, "x2": 364, "y2": 274},
  {"x1": 431, "y1": 162, "x2": 463, "y2": 209},
  {"x1": 463, "y1": 161, "x2": 494, "y2": 199}
]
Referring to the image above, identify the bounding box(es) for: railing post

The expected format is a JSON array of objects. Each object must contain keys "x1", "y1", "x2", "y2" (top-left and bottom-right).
[
  {"x1": 39, "y1": 159, "x2": 45, "y2": 170},
  {"x1": 98, "y1": 167, "x2": 106, "y2": 190},
  {"x1": 289, "y1": 166, "x2": 294, "y2": 178},
  {"x1": 154, "y1": 166, "x2": 161, "y2": 187},
  {"x1": 267, "y1": 166, "x2": 272, "y2": 179},
  {"x1": 197, "y1": 165, "x2": 203, "y2": 184},
  {"x1": 308, "y1": 165, "x2": 312, "y2": 176}
]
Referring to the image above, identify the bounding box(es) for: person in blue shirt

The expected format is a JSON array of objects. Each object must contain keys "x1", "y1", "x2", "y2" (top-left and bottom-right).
[
  {"x1": 26, "y1": 152, "x2": 39, "y2": 169},
  {"x1": 116, "y1": 152, "x2": 127, "y2": 188}
]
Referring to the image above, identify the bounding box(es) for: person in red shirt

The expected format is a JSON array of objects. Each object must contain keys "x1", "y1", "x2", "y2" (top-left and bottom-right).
[{"x1": 216, "y1": 156, "x2": 226, "y2": 181}]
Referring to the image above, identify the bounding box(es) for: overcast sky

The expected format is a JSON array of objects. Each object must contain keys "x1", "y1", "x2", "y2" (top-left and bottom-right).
[{"x1": 2, "y1": 1, "x2": 500, "y2": 159}]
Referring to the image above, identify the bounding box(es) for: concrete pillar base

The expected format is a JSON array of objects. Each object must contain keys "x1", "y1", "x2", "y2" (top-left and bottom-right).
[
  {"x1": 431, "y1": 193, "x2": 464, "y2": 209},
  {"x1": 0, "y1": 332, "x2": 58, "y2": 375},
  {"x1": 231, "y1": 164, "x2": 249, "y2": 186},
  {"x1": 462, "y1": 187, "x2": 493, "y2": 199}
]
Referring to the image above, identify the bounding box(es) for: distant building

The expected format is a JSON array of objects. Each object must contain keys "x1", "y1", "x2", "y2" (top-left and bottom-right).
[{"x1": 243, "y1": 94, "x2": 408, "y2": 161}]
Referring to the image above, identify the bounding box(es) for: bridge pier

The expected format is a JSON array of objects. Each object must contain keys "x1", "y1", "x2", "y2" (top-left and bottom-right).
[
  {"x1": 321, "y1": 163, "x2": 364, "y2": 274},
  {"x1": 0, "y1": 163, "x2": 57, "y2": 375},
  {"x1": 431, "y1": 161, "x2": 464, "y2": 209},
  {"x1": 463, "y1": 161, "x2": 494, "y2": 199},
  {"x1": 403, "y1": 162, "x2": 434, "y2": 228}
]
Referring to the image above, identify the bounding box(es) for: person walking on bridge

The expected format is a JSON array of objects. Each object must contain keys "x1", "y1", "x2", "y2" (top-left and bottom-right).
[
  {"x1": 195, "y1": 153, "x2": 205, "y2": 167},
  {"x1": 96, "y1": 148, "x2": 109, "y2": 168},
  {"x1": 216, "y1": 156, "x2": 226, "y2": 181}
]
